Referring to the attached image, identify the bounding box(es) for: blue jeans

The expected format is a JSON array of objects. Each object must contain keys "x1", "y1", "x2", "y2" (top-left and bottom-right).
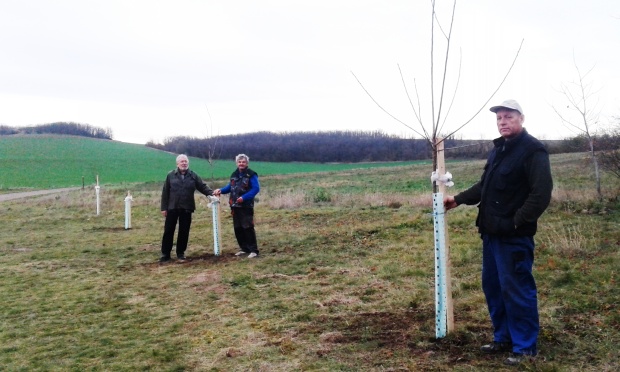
[{"x1": 482, "y1": 234, "x2": 539, "y2": 355}]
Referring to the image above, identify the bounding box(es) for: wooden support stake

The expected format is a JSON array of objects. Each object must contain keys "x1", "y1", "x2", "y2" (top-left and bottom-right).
[{"x1": 436, "y1": 138, "x2": 454, "y2": 333}]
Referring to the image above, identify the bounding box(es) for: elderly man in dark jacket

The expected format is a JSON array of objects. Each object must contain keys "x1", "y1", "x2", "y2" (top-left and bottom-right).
[
  {"x1": 160, "y1": 154, "x2": 213, "y2": 262},
  {"x1": 444, "y1": 100, "x2": 553, "y2": 366}
]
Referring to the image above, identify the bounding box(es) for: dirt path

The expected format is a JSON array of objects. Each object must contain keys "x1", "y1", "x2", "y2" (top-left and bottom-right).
[{"x1": 0, "y1": 187, "x2": 82, "y2": 202}]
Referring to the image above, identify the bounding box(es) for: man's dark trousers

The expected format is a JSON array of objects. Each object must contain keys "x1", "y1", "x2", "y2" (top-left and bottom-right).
[
  {"x1": 482, "y1": 234, "x2": 539, "y2": 356},
  {"x1": 232, "y1": 207, "x2": 258, "y2": 254},
  {"x1": 161, "y1": 209, "x2": 193, "y2": 258}
]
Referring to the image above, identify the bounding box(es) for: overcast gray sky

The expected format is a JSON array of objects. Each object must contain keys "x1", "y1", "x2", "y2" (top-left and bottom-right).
[{"x1": 1, "y1": 0, "x2": 618, "y2": 144}]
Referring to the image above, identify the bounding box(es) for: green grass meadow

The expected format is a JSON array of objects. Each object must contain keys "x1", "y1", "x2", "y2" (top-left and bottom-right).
[
  {"x1": 0, "y1": 136, "x2": 618, "y2": 371},
  {"x1": 0, "y1": 135, "x2": 426, "y2": 190}
]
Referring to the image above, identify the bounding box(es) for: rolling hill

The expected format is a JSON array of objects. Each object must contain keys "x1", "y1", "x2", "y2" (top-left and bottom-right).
[{"x1": 0, "y1": 135, "x2": 427, "y2": 189}]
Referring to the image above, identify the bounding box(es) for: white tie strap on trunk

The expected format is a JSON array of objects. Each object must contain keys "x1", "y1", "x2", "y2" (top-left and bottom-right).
[{"x1": 430, "y1": 170, "x2": 454, "y2": 187}]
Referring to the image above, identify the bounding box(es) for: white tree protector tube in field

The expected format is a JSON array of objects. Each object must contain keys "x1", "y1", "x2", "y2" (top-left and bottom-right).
[
  {"x1": 124, "y1": 191, "x2": 133, "y2": 230},
  {"x1": 433, "y1": 192, "x2": 448, "y2": 338},
  {"x1": 207, "y1": 195, "x2": 222, "y2": 256},
  {"x1": 95, "y1": 175, "x2": 100, "y2": 216}
]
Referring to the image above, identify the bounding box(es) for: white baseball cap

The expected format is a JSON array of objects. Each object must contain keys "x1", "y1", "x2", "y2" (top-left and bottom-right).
[{"x1": 489, "y1": 99, "x2": 523, "y2": 115}]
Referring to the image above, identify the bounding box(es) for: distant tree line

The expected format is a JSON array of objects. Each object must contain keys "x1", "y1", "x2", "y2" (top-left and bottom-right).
[
  {"x1": 146, "y1": 131, "x2": 504, "y2": 162},
  {"x1": 0, "y1": 122, "x2": 113, "y2": 139},
  {"x1": 148, "y1": 131, "x2": 433, "y2": 162},
  {"x1": 146, "y1": 130, "x2": 620, "y2": 164}
]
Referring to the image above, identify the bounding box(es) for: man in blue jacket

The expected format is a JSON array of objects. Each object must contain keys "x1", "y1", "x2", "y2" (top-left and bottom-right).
[
  {"x1": 444, "y1": 100, "x2": 553, "y2": 366},
  {"x1": 160, "y1": 154, "x2": 214, "y2": 262},
  {"x1": 214, "y1": 154, "x2": 261, "y2": 258}
]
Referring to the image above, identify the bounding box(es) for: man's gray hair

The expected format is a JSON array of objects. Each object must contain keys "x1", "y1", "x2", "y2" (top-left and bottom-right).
[
  {"x1": 235, "y1": 154, "x2": 249, "y2": 162},
  {"x1": 176, "y1": 154, "x2": 189, "y2": 163}
]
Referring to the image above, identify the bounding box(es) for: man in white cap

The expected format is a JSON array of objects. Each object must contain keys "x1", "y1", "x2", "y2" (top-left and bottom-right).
[{"x1": 444, "y1": 99, "x2": 553, "y2": 365}]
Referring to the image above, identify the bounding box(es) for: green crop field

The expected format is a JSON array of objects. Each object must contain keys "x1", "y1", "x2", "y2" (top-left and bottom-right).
[
  {"x1": 0, "y1": 135, "x2": 428, "y2": 190},
  {"x1": 0, "y1": 135, "x2": 618, "y2": 371}
]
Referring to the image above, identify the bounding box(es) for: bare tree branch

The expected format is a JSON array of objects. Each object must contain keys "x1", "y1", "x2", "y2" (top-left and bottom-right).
[
  {"x1": 398, "y1": 64, "x2": 429, "y2": 139},
  {"x1": 433, "y1": 0, "x2": 458, "y2": 140},
  {"x1": 551, "y1": 104, "x2": 587, "y2": 135},
  {"x1": 350, "y1": 71, "x2": 428, "y2": 139},
  {"x1": 442, "y1": 38, "x2": 524, "y2": 140},
  {"x1": 430, "y1": 0, "x2": 437, "y2": 138},
  {"x1": 432, "y1": 2, "x2": 449, "y2": 40},
  {"x1": 352, "y1": 1, "x2": 522, "y2": 152},
  {"x1": 204, "y1": 104, "x2": 222, "y2": 180},
  {"x1": 437, "y1": 48, "x2": 462, "y2": 136}
]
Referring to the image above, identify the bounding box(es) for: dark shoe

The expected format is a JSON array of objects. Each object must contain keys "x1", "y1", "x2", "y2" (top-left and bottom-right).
[
  {"x1": 177, "y1": 255, "x2": 187, "y2": 261},
  {"x1": 480, "y1": 341, "x2": 512, "y2": 354},
  {"x1": 503, "y1": 353, "x2": 525, "y2": 366},
  {"x1": 159, "y1": 256, "x2": 171, "y2": 263}
]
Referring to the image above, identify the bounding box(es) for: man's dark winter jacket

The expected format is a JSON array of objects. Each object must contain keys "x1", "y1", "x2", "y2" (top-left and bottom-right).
[
  {"x1": 454, "y1": 129, "x2": 553, "y2": 236},
  {"x1": 161, "y1": 169, "x2": 213, "y2": 212}
]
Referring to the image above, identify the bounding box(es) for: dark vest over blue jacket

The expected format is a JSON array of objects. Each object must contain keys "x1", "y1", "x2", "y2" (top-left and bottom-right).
[
  {"x1": 229, "y1": 168, "x2": 257, "y2": 208},
  {"x1": 475, "y1": 130, "x2": 550, "y2": 236}
]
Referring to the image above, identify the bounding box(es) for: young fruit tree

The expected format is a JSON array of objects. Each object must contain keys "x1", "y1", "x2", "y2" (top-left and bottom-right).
[
  {"x1": 552, "y1": 56, "x2": 604, "y2": 201},
  {"x1": 203, "y1": 104, "x2": 223, "y2": 182},
  {"x1": 353, "y1": 0, "x2": 522, "y2": 337}
]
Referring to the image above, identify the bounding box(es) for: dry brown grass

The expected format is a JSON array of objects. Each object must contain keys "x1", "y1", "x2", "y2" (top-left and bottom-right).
[
  {"x1": 0, "y1": 153, "x2": 618, "y2": 371},
  {"x1": 265, "y1": 190, "x2": 433, "y2": 209}
]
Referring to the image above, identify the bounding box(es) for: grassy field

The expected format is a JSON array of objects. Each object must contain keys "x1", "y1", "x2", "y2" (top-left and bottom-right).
[
  {"x1": 0, "y1": 142, "x2": 618, "y2": 370},
  {"x1": 0, "y1": 135, "x2": 427, "y2": 190}
]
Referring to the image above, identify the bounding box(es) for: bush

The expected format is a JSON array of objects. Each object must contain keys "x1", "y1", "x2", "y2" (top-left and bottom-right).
[
  {"x1": 597, "y1": 120, "x2": 620, "y2": 178},
  {"x1": 309, "y1": 187, "x2": 332, "y2": 203}
]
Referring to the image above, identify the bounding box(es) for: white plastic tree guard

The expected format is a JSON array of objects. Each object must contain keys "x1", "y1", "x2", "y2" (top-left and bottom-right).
[
  {"x1": 124, "y1": 191, "x2": 133, "y2": 230},
  {"x1": 431, "y1": 137, "x2": 454, "y2": 338},
  {"x1": 95, "y1": 175, "x2": 100, "y2": 216},
  {"x1": 207, "y1": 195, "x2": 222, "y2": 256},
  {"x1": 433, "y1": 192, "x2": 448, "y2": 338}
]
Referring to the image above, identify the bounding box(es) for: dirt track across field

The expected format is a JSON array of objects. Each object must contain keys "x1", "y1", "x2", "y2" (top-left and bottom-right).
[{"x1": 0, "y1": 187, "x2": 82, "y2": 202}]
